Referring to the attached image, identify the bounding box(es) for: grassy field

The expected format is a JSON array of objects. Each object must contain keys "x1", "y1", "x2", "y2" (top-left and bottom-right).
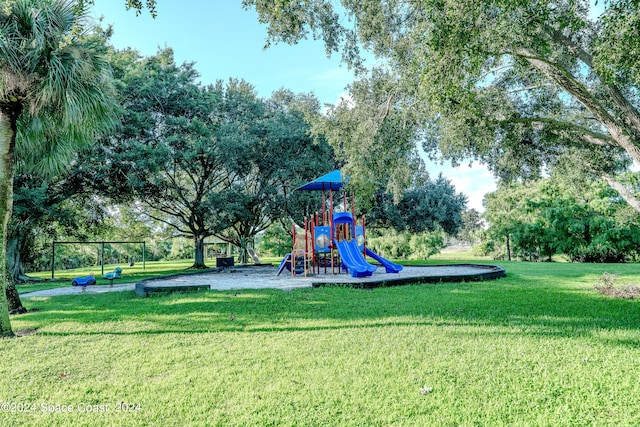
[{"x1": 2, "y1": 261, "x2": 640, "y2": 426}]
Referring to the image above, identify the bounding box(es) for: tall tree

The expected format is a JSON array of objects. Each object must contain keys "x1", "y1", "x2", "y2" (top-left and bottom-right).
[
  {"x1": 483, "y1": 181, "x2": 550, "y2": 261},
  {"x1": 365, "y1": 173, "x2": 467, "y2": 236},
  {"x1": 6, "y1": 170, "x2": 108, "y2": 314},
  {"x1": 88, "y1": 48, "x2": 238, "y2": 268},
  {"x1": 90, "y1": 49, "x2": 333, "y2": 267},
  {"x1": 458, "y1": 209, "x2": 484, "y2": 245},
  {"x1": 313, "y1": 68, "x2": 425, "y2": 199},
  {"x1": 245, "y1": 0, "x2": 640, "y2": 211},
  {"x1": 214, "y1": 89, "x2": 335, "y2": 263},
  {"x1": 483, "y1": 176, "x2": 640, "y2": 262},
  {"x1": 9, "y1": 168, "x2": 110, "y2": 280},
  {"x1": 0, "y1": 0, "x2": 115, "y2": 336}
]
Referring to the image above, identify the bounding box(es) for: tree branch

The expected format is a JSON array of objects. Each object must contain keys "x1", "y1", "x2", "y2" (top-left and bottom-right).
[
  {"x1": 506, "y1": 116, "x2": 614, "y2": 146},
  {"x1": 516, "y1": 47, "x2": 640, "y2": 164},
  {"x1": 602, "y1": 173, "x2": 640, "y2": 212},
  {"x1": 545, "y1": 25, "x2": 640, "y2": 133}
]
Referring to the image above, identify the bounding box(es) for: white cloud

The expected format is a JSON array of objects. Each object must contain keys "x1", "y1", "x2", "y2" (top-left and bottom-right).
[{"x1": 425, "y1": 159, "x2": 497, "y2": 212}]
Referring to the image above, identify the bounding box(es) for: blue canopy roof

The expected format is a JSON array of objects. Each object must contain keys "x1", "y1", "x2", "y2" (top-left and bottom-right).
[{"x1": 296, "y1": 169, "x2": 346, "y2": 191}]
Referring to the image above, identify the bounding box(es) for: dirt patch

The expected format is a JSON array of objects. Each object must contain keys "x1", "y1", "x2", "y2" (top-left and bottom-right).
[
  {"x1": 594, "y1": 273, "x2": 640, "y2": 300},
  {"x1": 14, "y1": 328, "x2": 38, "y2": 337}
]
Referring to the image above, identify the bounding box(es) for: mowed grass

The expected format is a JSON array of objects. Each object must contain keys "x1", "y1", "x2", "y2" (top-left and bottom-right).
[{"x1": 2, "y1": 261, "x2": 640, "y2": 426}]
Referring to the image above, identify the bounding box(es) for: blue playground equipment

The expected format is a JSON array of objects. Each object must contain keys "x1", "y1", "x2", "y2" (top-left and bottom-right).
[
  {"x1": 103, "y1": 267, "x2": 123, "y2": 286},
  {"x1": 277, "y1": 170, "x2": 403, "y2": 278},
  {"x1": 71, "y1": 275, "x2": 96, "y2": 287},
  {"x1": 276, "y1": 253, "x2": 308, "y2": 276},
  {"x1": 314, "y1": 226, "x2": 331, "y2": 253},
  {"x1": 332, "y1": 212, "x2": 377, "y2": 278},
  {"x1": 365, "y1": 247, "x2": 403, "y2": 273}
]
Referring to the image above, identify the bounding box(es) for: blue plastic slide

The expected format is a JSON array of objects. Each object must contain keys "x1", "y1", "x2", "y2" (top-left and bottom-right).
[
  {"x1": 277, "y1": 253, "x2": 307, "y2": 275},
  {"x1": 364, "y1": 248, "x2": 403, "y2": 273},
  {"x1": 335, "y1": 239, "x2": 377, "y2": 278},
  {"x1": 276, "y1": 253, "x2": 292, "y2": 276}
]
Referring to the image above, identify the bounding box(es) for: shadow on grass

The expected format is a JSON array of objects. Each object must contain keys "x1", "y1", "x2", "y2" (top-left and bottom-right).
[{"x1": 11, "y1": 262, "x2": 640, "y2": 347}]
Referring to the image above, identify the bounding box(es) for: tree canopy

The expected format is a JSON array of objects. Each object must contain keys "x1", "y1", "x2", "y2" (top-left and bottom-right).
[
  {"x1": 88, "y1": 48, "x2": 242, "y2": 268},
  {"x1": 80, "y1": 0, "x2": 157, "y2": 17},
  {"x1": 245, "y1": 0, "x2": 640, "y2": 210},
  {"x1": 88, "y1": 48, "x2": 334, "y2": 267},
  {"x1": 365, "y1": 172, "x2": 467, "y2": 236},
  {"x1": 212, "y1": 88, "x2": 335, "y2": 263},
  {"x1": 482, "y1": 175, "x2": 640, "y2": 262}
]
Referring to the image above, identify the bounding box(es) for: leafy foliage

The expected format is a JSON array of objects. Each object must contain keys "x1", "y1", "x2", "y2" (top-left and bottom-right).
[
  {"x1": 80, "y1": 0, "x2": 157, "y2": 17},
  {"x1": 482, "y1": 177, "x2": 640, "y2": 262},
  {"x1": 458, "y1": 209, "x2": 484, "y2": 244},
  {"x1": 0, "y1": 0, "x2": 116, "y2": 334},
  {"x1": 313, "y1": 69, "x2": 427, "y2": 200},
  {"x1": 9, "y1": 171, "x2": 111, "y2": 277},
  {"x1": 256, "y1": 223, "x2": 292, "y2": 257},
  {"x1": 364, "y1": 173, "x2": 467, "y2": 236},
  {"x1": 367, "y1": 228, "x2": 445, "y2": 260},
  {"x1": 212, "y1": 88, "x2": 335, "y2": 261},
  {"x1": 85, "y1": 48, "x2": 334, "y2": 267},
  {"x1": 245, "y1": 0, "x2": 640, "y2": 211}
]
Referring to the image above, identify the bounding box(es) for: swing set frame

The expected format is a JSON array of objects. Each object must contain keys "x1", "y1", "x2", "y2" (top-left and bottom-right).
[{"x1": 51, "y1": 240, "x2": 146, "y2": 279}]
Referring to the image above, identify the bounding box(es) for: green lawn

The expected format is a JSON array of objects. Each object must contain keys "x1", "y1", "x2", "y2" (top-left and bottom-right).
[
  {"x1": 2, "y1": 261, "x2": 640, "y2": 426},
  {"x1": 429, "y1": 248, "x2": 487, "y2": 261}
]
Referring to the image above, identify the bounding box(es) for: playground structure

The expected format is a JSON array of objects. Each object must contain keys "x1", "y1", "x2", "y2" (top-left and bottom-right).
[{"x1": 277, "y1": 170, "x2": 402, "y2": 278}]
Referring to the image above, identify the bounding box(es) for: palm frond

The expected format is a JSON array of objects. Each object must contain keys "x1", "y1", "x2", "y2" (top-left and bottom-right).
[{"x1": 0, "y1": 0, "x2": 117, "y2": 176}]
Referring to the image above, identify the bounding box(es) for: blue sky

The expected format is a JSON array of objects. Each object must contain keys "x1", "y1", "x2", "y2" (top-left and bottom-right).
[
  {"x1": 91, "y1": 0, "x2": 356, "y2": 104},
  {"x1": 90, "y1": 0, "x2": 496, "y2": 211}
]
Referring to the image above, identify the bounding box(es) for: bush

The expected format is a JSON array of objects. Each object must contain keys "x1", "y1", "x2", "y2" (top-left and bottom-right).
[
  {"x1": 257, "y1": 224, "x2": 292, "y2": 257},
  {"x1": 367, "y1": 229, "x2": 445, "y2": 260},
  {"x1": 472, "y1": 240, "x2": 495, "y2": 257}
]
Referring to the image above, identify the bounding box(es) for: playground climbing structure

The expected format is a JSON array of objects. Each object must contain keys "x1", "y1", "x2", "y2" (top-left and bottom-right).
[{"x1": 277, "y1": 170, "x2": 402, "y2": 278}]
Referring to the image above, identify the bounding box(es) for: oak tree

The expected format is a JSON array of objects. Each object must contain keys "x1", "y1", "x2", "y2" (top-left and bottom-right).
[{"x1": 245, "y1": 0, "x2": 640, "y2": 210}]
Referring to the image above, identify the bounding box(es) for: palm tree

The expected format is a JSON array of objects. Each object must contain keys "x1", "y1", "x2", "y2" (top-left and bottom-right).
[{"x1": 0, "y1": 0, "x2": 116, "y2": 336}]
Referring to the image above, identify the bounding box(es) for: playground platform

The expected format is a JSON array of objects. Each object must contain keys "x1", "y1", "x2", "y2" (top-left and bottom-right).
[
  {"x1": 21, "y1": 264, "x2": 506, "y2": 298},
  {"x1": 134, "y1": 263, "x2": 506, "y2": 294}
]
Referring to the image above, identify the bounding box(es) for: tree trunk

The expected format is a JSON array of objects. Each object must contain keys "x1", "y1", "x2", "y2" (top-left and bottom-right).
[
  {"x1": 7, "y1": 236, "x2": 25, "y2": 282},
  {"x1": 6, "y1": 236, "x2": 25, "y2": 314},
  {"x1": 602, "y1": 174, "x2": 640, "y2": 213},
  {"x1": 192, "y1": 235, "x2": 206, "y2": 269},
  {"x1": 239, "y1": 237, "x2": 248, "y2": 265},
  {"x1": 518, "y1": 48, "x2": 640, "y2": 166},
  {"x1": 6, "y1": 282, "x2": 25, "y2": 315},
  {"x1": 506, "y1": 234, "x2": 511, "y2": 261},
  {"x1": 0, "y1": 109, "x2": 17, "y2": 336}
]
